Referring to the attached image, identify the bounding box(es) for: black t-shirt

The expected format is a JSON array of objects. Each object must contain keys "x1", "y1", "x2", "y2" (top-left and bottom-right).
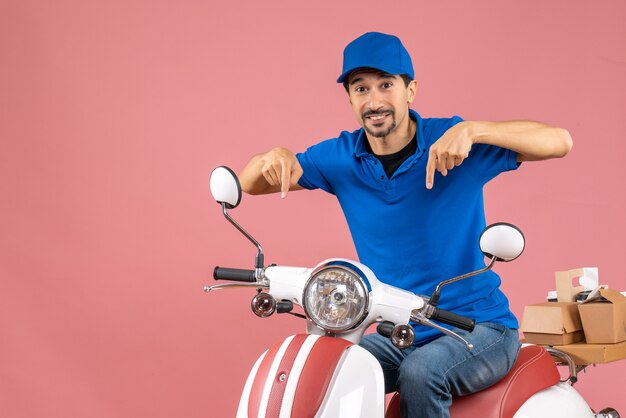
[{"x1": 366, "y1": 136, "x2": 417, "y2": 178}]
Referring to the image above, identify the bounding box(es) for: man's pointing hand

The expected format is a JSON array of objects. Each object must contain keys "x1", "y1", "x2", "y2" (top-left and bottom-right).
[{"x1": 426, "y1": 122, "x2": 473, "y2": 189}]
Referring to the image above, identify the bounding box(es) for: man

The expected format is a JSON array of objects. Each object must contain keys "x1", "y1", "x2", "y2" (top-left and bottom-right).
[{"x1": 239, "y1": 32, "x2": 572, "y2": 418}]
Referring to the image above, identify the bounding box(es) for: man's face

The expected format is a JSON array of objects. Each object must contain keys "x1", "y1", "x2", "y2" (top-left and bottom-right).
[{"x1": 347, "y1": 70, "x2": 416, "y2": 138}]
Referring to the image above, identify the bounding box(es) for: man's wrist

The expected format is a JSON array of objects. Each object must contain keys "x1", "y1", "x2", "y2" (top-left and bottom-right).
[
  {"x1": 464, "y1": 121, "x2": 490, "y2": 145},
  {"x1": 461, "y1": 121, "x2": 477, "y2": 145}
]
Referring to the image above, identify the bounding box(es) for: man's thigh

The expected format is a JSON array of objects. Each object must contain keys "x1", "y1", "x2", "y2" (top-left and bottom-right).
[
  {"x1": 402, "y1": 322, "x2": 521, "y2": 396},
  {"x1": 360, "y1": 323, "x2": 520, "y2": 395}
]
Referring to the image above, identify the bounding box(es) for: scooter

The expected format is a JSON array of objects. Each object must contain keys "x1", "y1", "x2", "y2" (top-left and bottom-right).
[{"x1": 205, "y1": 166, "x2": 620, "y2": 418}]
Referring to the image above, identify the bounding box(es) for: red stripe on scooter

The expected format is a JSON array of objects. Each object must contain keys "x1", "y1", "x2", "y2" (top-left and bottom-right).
[
  {"x1": 248, "y1": 342, "x2": 281, "y2": 418},
  {"x1": 263, "y1": 334, "x2": 309, "y2": 418},
  {"x1": 291, "y1": 337, "x2": 353, "y2": 418}
]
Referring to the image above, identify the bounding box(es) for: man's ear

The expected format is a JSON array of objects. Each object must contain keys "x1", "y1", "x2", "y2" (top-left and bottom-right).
[{"x1": 407, "y1": 80, "x2": 418, "y2": 103}]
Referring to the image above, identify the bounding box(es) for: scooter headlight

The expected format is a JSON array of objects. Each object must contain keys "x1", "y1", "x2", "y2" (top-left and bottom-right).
[{"x1": 303, "y1": 262, "x2": 369, "y2": 333}]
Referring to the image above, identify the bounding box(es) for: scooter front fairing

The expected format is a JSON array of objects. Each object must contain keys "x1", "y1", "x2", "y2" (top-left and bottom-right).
[{"x1": 237, "y1": 334, "x2": 384, "y2": 418}]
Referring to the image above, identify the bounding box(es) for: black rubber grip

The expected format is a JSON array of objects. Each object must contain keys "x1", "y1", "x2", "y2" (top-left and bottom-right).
[
  {"x1": 213, "y1": 267, "x2": 256, "y2": 282},
  {"x1": 276, "y1": 300, "x2": 294, "y2": 314},
  {"x1": 431, "y1": 308, "x2": 475, "y2": 331},
  {"x1": 376, "y1": 321, "x2": 395, "y2": 338}
]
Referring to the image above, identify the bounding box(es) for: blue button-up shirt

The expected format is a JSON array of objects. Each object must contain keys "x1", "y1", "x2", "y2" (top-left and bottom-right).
[{"x1": 297, "y1": 110, "x2": 520, "y2": 343}]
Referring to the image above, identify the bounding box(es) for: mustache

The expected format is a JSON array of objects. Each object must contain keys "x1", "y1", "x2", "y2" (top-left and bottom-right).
[{"x1": 362, "y1": 109, "x2": 394, "y2": 119}]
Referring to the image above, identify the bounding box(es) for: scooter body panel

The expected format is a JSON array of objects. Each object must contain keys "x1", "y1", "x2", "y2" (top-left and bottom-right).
[
  {"x1": 236, "y1": 334, "x2": 385, "y2": 418},
  {"x1": 513, "y1": 382, "x2": 595, "y2": 418},
  {"x1": 237, "y1": 350, "x2": 267, "y2": 418},
  {"x1": 314, "y1": 344, "x2": 385, "y2": 418}
]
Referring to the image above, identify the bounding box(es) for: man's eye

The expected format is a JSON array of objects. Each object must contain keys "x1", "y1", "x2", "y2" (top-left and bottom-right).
[
  {"x1": 355, "y1": 87, "x2": 366, "y2": 93},
  {"x1": 382, "y1": 82, "x2": 393, "y2": 88}
]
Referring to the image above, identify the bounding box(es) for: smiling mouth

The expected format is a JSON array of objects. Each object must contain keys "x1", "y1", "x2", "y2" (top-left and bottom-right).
[{"x1": 364, "y1": 113, "x2": 391, "y2": 124}]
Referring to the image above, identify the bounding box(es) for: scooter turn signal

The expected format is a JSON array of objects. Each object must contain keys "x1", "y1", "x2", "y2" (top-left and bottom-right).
[
  {"x1": 391, "y1": 324, "x2": 416, "y2": 349},
  {"x1": 251, "y1": 292, "x2": 276, "y2": 318}
]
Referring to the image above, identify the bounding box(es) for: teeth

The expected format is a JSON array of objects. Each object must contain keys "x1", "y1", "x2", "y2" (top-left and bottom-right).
[{"x1": 370, "y1": 114, "x2": 386, "y2": 121}]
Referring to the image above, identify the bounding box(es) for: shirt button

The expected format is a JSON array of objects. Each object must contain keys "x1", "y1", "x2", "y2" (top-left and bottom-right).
[
  {"x1": 380, "y1": 175, "x2": 384, "y2": 180},
  {"x1": 374, "y1": 161, "x2": 378, "y2": 165}
]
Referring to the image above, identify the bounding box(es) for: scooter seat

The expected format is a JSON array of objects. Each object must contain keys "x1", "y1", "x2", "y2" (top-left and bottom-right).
[{"x1": 385, "y1": 344, "x2": 560, "y2": 418}]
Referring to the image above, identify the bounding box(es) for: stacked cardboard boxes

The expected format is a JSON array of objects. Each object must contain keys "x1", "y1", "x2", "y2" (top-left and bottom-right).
[{"x1": 521, "y1": 268, "x2": 626, "y2": 365}]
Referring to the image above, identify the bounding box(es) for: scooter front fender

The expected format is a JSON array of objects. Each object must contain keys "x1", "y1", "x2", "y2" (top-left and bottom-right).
[{"x1": 237, "y1": 334, "x2": 385, "y2": 418}]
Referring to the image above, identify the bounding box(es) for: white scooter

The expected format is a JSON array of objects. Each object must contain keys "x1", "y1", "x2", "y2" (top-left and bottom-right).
[{"x1": 206, "y1": 166, "x2": 620, "y2": 418}]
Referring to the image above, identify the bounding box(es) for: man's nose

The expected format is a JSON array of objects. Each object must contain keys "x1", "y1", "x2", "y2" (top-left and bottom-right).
[{"x1": 367, "y1": 88, "x2": 383, "y2": 110}]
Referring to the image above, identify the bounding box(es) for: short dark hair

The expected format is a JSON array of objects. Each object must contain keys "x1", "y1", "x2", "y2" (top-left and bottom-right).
[{"x1": 343, "y1": 72, "x2": 413, "y2": 92}]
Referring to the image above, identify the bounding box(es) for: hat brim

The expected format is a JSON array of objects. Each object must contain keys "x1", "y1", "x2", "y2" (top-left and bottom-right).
[{"x1": 336, "y1": 64, "x2": 410, "y2": 83}]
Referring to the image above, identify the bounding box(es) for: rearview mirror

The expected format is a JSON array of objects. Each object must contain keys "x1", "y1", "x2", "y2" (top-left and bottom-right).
[
  {"x1": 479, "y1": 223, "x2": 525, "y2": 262},
  {"x1": 210, "y1": 166, "x2": 242, "y2": 209},
  {"x1": 430, "y1": 222, "x2": 525, "y2": 306}
]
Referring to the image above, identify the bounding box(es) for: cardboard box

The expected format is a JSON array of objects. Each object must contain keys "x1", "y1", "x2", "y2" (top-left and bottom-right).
[
  {"x1": 578, "y1": 288, "x2": 626, "y2": 343},
  {"x1": 553, "y1": 341, "x2": 626, "y2": 365},
  {"x1": 521, "y1": 302, "x2": 585, "y2": 345},
  {"x1": 555, "y1": 268, "x2": 588, "y2": 302}
]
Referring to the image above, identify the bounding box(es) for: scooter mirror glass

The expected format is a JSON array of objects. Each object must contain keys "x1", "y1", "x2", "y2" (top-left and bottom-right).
[
  {"x1": 479, "y1": 223, "x2": 525, "y2": 262},
  {"x1": 209, "y1": 166, "x2": 242, "y2": 209}
]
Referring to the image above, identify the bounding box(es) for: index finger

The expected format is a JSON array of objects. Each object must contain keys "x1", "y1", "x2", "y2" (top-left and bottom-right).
[
  {"x1": 425, "y1": 153, "x2": 436, "y2": 189},
  {"x1": 280, "y1": 158, "x2": 290, "y2": 198}
]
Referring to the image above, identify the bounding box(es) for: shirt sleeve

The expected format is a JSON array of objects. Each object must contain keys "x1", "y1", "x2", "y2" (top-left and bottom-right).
[
  {"x1": 467, "y1": 143, "x2": 520, "y2": 184},
  {"x1": 296, "y1": 142, "x2": 335, "y2": 194}
]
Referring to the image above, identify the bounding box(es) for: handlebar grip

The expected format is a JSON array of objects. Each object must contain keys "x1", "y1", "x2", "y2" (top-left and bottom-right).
[
  {"x1": 213, "y1": 267, "x2": 256, "y2": 282},
  {"x1": 376, "y1": 321, "x2": 395, "y2": 338},
  {"x1": 430, "y1": 308, "x2": 475, "y2": 332}
]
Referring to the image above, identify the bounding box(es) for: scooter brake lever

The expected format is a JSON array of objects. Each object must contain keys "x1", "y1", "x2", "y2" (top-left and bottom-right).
[
  {"x1": 411, "y1": 313, "x2": 474, "y2": 350},
  {"x1": 204, "y1": 282, "x2": 269, "y2": 293}
]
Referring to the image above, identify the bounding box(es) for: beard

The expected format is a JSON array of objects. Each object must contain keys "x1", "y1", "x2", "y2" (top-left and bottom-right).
[{"x1": 362, "y1": 109, "x2": 396, "y2": 138}]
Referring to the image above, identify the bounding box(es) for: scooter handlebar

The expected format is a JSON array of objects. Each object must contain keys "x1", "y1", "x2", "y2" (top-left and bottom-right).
[
  {"x1": 430, "y1": 308, "x2": 475, "y2": 332},
  {"x1": 376, "y1": 321, "x2": 395, "y2": 338},
  {"x1": 213, "y1": 266, "x2": 256, "y2": 282}
]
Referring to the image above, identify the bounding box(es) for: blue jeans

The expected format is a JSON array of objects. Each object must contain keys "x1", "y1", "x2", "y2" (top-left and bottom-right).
[{"x1": 360, "y1": 322, "x2": 521, "y2": 418}]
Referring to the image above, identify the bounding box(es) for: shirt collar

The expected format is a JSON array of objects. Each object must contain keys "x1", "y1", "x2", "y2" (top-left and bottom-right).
[{"x1": 354, "y1": 109, "x2": 425, "y2": 159}]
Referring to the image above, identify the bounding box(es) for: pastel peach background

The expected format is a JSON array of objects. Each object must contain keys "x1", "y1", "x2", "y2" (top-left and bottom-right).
[{"x1": 1, "y1": 0, "x2": 625, "y2": 417}]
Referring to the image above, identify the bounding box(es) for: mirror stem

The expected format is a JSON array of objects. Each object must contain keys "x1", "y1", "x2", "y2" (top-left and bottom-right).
[
  {"x1": 430, "y1": 256, "x2": 497, "y2": 306},
  {"x1": 222, "y1": 203, "x2": 265, "y2": 270}
]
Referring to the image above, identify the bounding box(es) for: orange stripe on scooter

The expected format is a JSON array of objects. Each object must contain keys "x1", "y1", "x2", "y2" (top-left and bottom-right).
[
  {"x1": 248, "y1": 341, "x2": 281, "y2": 418},
  {"x1": 291, "y1": 337, "x2": 353, "y2": 418},
  {"x1": 263, "y1": 334, "x2": 309, "y2": 417}
]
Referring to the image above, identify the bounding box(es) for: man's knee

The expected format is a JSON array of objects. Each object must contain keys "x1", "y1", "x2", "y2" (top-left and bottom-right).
[
  {"x1": 359, "y1": 333, "x2": 380, "y2": 352},
  {"x1": 397, "y1": 354, "x2": 444, "y2": 390},
  {"x1": 359, "y1": 333, "x2": 395, "y2": 360}
]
